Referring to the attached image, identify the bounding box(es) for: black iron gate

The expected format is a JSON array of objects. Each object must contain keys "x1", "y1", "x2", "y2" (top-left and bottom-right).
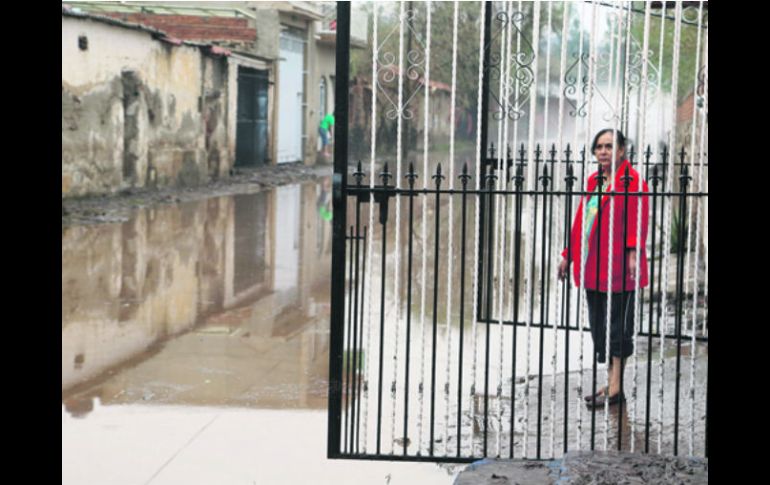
[{"x1": 329, "y1": 1, "x2": 708, "y2": 463}]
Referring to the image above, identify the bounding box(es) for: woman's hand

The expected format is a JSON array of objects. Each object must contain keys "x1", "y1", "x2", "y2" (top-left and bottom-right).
[
  {"x1": 558, "y1": 258, "x2": 569, "y2": 281},
  {"x1": 627, "y1": 249, "x2": 637, "y2": 280}
]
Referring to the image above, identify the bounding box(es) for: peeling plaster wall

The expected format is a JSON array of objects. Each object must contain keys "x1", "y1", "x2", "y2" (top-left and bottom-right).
[
  {"x1": 62, "y1": 16, "x2": 231, "y2": 198},
  {"x1": 201, "y1": 55, "x2": 229, "y2": 180}
]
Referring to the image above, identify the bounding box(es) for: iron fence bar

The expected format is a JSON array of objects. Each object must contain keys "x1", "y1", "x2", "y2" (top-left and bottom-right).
[
  {"x1": 469, "y1": 0, "x2": 491, "y2": 459},
  {"x1": 655, "y1": 147, "x2": 668, "y2": 337},
  {"x1": 390, "y1": 1, "x2": 407, "y2": 453},
  {"x1": 327, "y1": 0, "x2": 350, "y2": 459},
  {"x1": 476, "y1": 1, "x2": 494, "y2": 327},
  {"x1": 418, "y1": 0, "x2": 432, "y2": 456},
  {"x1": 546, "y1": 147, "x2": 558, "y2": 458},
  {"x1": 356, "y1": 225, "x2": 368, "y2": 454},
  {"x1": 402, "y1": 164, "x2": 417, "y2": 456},
  {"x1": 345, "y1": 225, "x2": 354, "y2": 453},
  {"x1": 582, "y1": 0, "x2": 599, "y2": 452},
  {"x1": 562, "y1": 161, "x2": 576, "y2": 454},
  {"x1": 351, "y1": 167, "x2": 365, "y2": 453},
  {"x1": 674, "y1": 160, "x2": 691, "y2": 456},
  {"x1": 495, "y1": 0, "x2": 513, "y2": 458},
  {"x1": 590, "y1": 167, "x2": 607, "y2": 451},
  {"x1": 509, "y1": 162, "x2": 524, "y2": 458},
  {"x1": 457, "y1": 164, "x2": 470, "y2": 458},
  {"x1": 361, "y1": 2, "x2": 379, "y2": 455},
  {"x1": 645, "y1": 165, "x2": 661, "y2": 454},
  {"x1": 618, "y1": 165, "x2": 632, "y2": 451},
  {"x1": 575, "y1": 141, "x2": 588, "y2": 454},
  {"x1": 661, "y1": 0, "x2": 684, "y2": 454},
  {"x1": 429, "y1": 163, "x2": 444, "y2": 457},
  {"x1": 536, "y1": 163, "x2": 551, "y2": 459},
  {"x1": 443, "y1": 0, "x2": 461, "y2": 457},
  {"x1": 686, "y1": 4, "x2": 706, "y2": 457},
  {"x1": 375, "y1": 165, "x2": 392, "y2": 455},
  {"x1": 483, "y1": 163, "x2": 496, "y2": 457}
]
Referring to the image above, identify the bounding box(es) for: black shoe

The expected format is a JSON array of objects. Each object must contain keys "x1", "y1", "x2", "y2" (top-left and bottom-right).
[
  {"x1": 583, "y1": 386, "x2": 607, "y2": 402},
  {"x1": 586, "y1": 391, "x2": 625, "y2": 409}
]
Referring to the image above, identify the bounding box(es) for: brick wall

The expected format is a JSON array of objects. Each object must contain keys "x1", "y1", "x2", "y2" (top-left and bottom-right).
[{"x1": 103, "y1": 13, "x2": 257, "y2": 42}]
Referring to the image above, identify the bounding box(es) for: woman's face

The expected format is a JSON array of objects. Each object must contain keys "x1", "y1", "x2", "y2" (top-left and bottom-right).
[{"x1": 593, "y1": 132, "x2": 625, "y2": 174}]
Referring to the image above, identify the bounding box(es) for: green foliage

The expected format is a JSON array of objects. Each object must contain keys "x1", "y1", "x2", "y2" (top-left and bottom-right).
[
  {"x1": 628, "y1": 2, "x2": 707, "y2": 102},
  {"x1": 350, "y1": 2, "x2": 483, "y2": 114},
  {"x1": 669, "y1": 209, "x2": 694, "y2": 254}
]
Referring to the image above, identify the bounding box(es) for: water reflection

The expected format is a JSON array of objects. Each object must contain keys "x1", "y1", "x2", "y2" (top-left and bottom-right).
[{"x1": 62, "y1": 180, "x2": 333, "y2": 412}]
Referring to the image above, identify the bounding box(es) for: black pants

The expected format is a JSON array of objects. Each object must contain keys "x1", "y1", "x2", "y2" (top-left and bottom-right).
[{"x1": 586, "y1": 290, "x2": 635, "y2": 364}]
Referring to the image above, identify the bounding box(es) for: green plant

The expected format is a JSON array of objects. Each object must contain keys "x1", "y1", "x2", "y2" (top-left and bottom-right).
[{"x1": 669, "y1": 209, "x2": 691, "y2": 254}]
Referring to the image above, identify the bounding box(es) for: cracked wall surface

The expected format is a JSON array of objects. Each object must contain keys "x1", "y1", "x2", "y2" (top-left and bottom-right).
[{"x1": 62, "y1": 16, "x2": 230, "y2": 198}]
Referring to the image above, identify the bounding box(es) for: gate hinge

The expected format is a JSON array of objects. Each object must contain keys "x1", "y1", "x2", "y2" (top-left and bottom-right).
[{"x1": 332, "y1": 172, "x2": 343, "y2": 203}]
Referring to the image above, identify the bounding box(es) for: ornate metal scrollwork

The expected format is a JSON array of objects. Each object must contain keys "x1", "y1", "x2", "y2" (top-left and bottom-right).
[
  {"x1": 375, "y1": 9, "x2": 428, "y2": 121},
  {"x1": 487, "y1": 10, "x2": 536, "y2": 121},
  {"x1": 564, "y1": 53, "x2": 589, "y2": 118},
  {"x1": 682, "y1": 5, "x2": 704, "y2": 24},
  {"x1": 696, "y1": 65, "x2": 706, "y2": 97},
  {"x1": 626, "y1": 37, "x2": 660, "y2": 104}
]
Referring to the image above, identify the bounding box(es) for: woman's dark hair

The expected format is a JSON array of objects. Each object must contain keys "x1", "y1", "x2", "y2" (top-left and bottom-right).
[{"x1": 591, "y1": 128, "x2": 626, "y2": 152}]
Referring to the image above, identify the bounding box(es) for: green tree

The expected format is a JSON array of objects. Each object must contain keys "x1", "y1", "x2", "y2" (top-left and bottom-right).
[{"x1": 628, "y1": 2, "x2": 707, "y2": 102}]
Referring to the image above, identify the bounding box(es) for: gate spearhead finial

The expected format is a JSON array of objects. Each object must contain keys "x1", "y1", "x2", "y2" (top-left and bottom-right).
[
  {"x1": 539, "y1": 165, "x2": 551, "y2": 188},
  {"x1": 565, "y1": 163, "x2": 577, "y2": 190},
  {"x1": 459, "y1": 162, "x2": 472, "y2": 188},
  {"x1": 379, "y1": 162, "x2": 392, "y2": 187},
  {"x1": 405, "y1": 161, "x2": 418, "y2": 188},
  {"x1": 621, "y1": 164, "x2": 633, "y2": 188},
  {"x1": 353, "y1": 160, "x2": 365, "y2": 186},
  {"x1": 432, "y1": 163, "x2": 445, "y2": 188},
  {"x1": 651, "y1": 164, "x2": 662, "y2": 188}
]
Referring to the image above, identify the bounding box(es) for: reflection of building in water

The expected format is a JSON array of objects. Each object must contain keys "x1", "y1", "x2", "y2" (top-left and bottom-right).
[{"x1": 62, "y1": 180, "x2": 333, "y2": 412}]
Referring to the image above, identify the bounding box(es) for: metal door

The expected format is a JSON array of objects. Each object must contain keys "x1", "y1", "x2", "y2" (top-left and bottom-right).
[{"x1": 236, "y1": 67, "x2": 269, "y2": 166}]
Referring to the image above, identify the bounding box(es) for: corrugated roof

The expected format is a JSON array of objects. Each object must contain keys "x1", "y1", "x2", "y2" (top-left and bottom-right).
[
  {"x1": 62, "y1": 5, "x2": 231, "y2": 56},
  {"x1": 63, "y1": 4, "x2": 168, "y2": 37},
  {"x1": 64, "y1": 1, "x2": 257, "y2": 20}
]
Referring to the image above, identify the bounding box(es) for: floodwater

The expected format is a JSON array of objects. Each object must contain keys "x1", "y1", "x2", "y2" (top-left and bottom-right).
[
  {"x1": 62, "y1": 171, "x2": 707, "y2": 485},
  {"x1": 62, "y1": 177, "x2": 463, "y2": 485}
]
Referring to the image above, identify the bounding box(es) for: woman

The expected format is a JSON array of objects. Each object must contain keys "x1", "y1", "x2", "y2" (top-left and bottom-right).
[{"x1": 558, "y1": 129, "x2": 650, "y2": 409}]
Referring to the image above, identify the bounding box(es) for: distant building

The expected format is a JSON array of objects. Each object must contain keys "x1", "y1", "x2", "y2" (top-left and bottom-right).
[{"x1": 62, "y1": 2, "x2": 363, "y2": 198}]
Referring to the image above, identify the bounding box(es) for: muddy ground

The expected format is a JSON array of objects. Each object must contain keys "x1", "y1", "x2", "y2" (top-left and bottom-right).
[{"x1": 62, "y1": 163, "x2": 334, "y2": 226}]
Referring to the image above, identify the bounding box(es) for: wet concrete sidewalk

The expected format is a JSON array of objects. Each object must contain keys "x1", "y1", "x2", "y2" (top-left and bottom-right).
[{"x1": 62, "y1": 404, "x2": 463, "y2": 485}]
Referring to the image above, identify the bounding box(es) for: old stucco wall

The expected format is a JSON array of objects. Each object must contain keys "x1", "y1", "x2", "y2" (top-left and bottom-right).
[
  {"x1": 62, "y1": 16, "x2": 230, "y2": 198},
  {"x1": 252, "y1": 9, "x2": 281, "y2": 60}
]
